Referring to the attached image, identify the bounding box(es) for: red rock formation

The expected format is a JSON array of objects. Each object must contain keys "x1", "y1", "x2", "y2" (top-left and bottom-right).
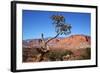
[
  {"x1": 23, "y1": 35, "x2": 91, "y2": 62},
  {"x1": 23, "y1": 34, "x2": 91, "y2": 50}
]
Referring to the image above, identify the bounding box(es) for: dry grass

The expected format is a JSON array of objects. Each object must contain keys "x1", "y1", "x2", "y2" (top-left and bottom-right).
[{"x1": 22, "y1": 47, "x2": 91, "y2": 62}]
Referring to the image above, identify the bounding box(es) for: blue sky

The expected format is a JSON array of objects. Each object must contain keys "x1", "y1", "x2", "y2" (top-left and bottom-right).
[{"x1": 22, "y1": 10, "x2": 91, "y2": 40}]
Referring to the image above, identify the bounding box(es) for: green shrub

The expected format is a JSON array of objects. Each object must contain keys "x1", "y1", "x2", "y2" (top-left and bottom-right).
[
  {"x1": 79, "y1": 47, "x2": 91, "y2": 60},
  {"x1": 45, "y1": 50, "x2": 73, "y2": 61}
]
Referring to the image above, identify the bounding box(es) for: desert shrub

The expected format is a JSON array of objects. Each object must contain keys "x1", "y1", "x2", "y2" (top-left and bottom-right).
[
  {"x1": 22, "y1": 47, "x2": 40, "y2": 62},
  {"x1": 23, "y1": 54, "x2": 28, "y2": 62},
  {"x1": 45, "y1": 50, "x2": 73, "y2": 61},
  {"x1": 86, "y1": 47, "x2": 91, "y2": 58},
  {"x1": 79, "y1": 47, "x2": 91, "y2": 60}
]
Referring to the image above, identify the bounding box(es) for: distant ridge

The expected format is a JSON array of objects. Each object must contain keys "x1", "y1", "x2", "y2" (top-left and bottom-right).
[{"x1": 23, "y1": 34, "x2": 91, "y2": 50}]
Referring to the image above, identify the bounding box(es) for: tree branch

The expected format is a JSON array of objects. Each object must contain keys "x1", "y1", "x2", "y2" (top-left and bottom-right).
[
  {"x1": 45, "y1": 33, "x2": 60, "y2": 45},
  {"x1": 41, "y1": 33, "x2": 44, "y2": 40},
  {"x1": 41, "y1": 33, "x2": 46, "y2": 44}
]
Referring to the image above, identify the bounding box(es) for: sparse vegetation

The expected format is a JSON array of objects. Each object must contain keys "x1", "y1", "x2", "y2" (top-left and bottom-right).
[
  {"x1": 23, "y1": 48, "x2": 74, "y2": 62},
  {"x1": 44, "y1": 50, "x2": 73, "y2": 61},
  {"x1": 32, "y1": 14, "x2": 72, "y2": 62},
  {"x1": 23, "y1": 47, "x2": 91, "y2": 62},
  {"x1": 80, "y1": 47, "x2": 91, "y2": 60}
]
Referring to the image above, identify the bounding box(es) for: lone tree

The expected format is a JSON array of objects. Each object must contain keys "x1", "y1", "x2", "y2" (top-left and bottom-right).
[{"x1": 37, "y1": 14, "x2": 72, "y2": 61}]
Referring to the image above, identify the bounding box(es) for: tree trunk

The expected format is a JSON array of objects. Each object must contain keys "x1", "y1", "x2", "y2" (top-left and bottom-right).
[{"x1": 38, "y1": 33, "x2": 60, "y2": 62}]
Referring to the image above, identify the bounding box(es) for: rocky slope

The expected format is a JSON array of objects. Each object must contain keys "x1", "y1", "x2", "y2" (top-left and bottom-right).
[
  {"x1": 23, "y1": 34, "x2": 91, "y2": 50},
  {"x1": 23, "y1": 34, "x2": 91, "y2": 62}
]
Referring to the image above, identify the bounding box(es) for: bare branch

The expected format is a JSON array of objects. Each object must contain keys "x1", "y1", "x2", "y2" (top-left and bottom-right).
[
  {"x1": 41, "y1": 33, "x2": 45, "y2": 42},
  {"x1": 45, "y1": 33, "x2": 60, "y2": 45}
]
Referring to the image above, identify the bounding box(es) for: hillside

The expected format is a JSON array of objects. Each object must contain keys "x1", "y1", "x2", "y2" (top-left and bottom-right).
[
  {"x1": 23, "y1": 34, "x2": 91, "y2": 62},
  {"x1": 23, "y1": 34, "x2": 91, "y2": 50}
]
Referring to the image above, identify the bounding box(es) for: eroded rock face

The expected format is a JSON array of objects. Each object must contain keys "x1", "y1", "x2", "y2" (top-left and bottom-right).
[
  {"x1": 23, "y1": 34, "x2": 90, "y2": 50},
  {"x1": 22, "y1": 34, "x2": 91, "y2": 62}
]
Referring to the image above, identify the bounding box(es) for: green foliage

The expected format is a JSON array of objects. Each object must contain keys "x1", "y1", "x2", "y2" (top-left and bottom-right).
[
  {"x1": 45, "y1": 50, "x2": 73, "y2": 61},
  {"x1": 51, "y1": 15, "x2": 72, "y2": 36}
]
